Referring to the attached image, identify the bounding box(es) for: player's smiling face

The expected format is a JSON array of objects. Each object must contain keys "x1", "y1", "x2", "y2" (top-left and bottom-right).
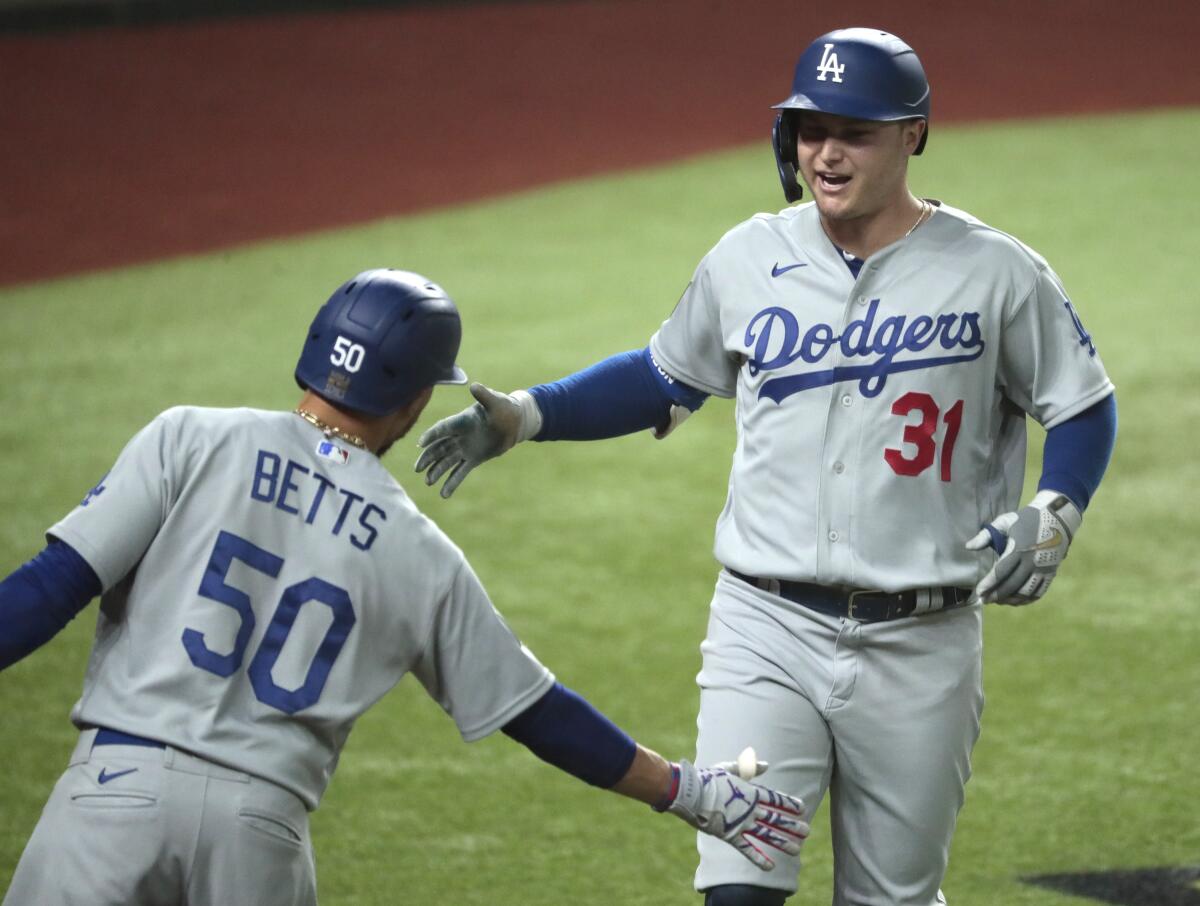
[{"x1": 794, "y1": 112, "x2": 923, "y2": 223}]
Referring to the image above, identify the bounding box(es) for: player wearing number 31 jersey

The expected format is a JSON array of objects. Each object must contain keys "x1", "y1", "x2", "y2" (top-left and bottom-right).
[
  {"x1": 655, "y1": 196, "x2": 1109, "y2": 591},
  {"x1": 415, "y1": 28, "x2": 1117, "y2": 906},
  {"x1": 0, "y1": 269, "x2": 808, "y2": 906}
]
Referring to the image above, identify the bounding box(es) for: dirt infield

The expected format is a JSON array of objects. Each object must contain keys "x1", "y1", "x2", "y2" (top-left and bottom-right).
[{"x1": 1, "y1": 0, "x2": 1197, "y2": 286}]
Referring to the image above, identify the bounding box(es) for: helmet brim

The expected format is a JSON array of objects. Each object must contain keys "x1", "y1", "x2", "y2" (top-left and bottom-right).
[
  {"x1": 438, "y1": 366, "x2": 469, "y2": 386},
  {"x1": 772, "y1": 90, "x2": 929, "y2": 123}
]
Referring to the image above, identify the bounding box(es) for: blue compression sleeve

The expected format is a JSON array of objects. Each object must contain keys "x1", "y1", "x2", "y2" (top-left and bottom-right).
[
  {"x1": 528, "y1": 348, "x2": 708, "y2": 441},
  {"x1": 1039, "y1": 393, "x2": 1117, "y2": 510},
  {"x1": 0, "y1": 539, "x2": 101, "y2": 671},
  {"x1": 502, "y1": 682, "x2": 637, "y2": 788}
]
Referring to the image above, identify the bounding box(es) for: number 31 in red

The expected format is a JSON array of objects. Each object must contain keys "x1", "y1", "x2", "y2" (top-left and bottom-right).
[{"x1": 883, "y1": 391, "x2": 964, "y2": 481}]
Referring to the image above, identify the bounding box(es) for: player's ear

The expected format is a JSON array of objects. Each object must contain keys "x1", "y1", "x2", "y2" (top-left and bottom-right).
[{"x1": 902, "y1": 119, "x2": 926, "y2": 155}]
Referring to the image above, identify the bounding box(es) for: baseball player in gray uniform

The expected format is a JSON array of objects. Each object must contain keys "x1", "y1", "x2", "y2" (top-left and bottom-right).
[
  {"x1": 0, "y1": 269, "x2": 809, "y2": 905},
  {"x1": 414, "y1": 28, "x2": 1118, "y2": 906}
]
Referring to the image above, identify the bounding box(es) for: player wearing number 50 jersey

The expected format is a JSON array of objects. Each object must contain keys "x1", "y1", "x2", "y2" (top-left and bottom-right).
[
  {"x1": 415, "y1": 28, "x2": 1117, "y2": 906},
  {"x1": 0, "y1": 269, "x2": 809, "y2": 906}
]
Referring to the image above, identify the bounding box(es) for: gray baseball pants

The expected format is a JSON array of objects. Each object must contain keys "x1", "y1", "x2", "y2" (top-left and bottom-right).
[
  {"x1": 4, "y1": 728, "x2": 316, "y2": 906},
  {"x1": 694, "y1": 572, "x2": 982, "y2": 905}
]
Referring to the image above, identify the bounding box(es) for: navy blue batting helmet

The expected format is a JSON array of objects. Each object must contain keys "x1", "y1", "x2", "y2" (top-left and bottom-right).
[
  {"x1": 295, "y1": 269, "x2": 467, "y2": 416},
  {"x1": 771, "y1": 28, "x2": 931, "y2": 202}
]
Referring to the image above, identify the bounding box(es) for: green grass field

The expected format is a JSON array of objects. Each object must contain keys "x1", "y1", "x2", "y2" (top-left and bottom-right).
[{"x1": 2, "y1": 107, "x2": 1198, "y2": 904}]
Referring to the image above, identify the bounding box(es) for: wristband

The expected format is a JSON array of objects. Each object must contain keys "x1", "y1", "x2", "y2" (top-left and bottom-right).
[{"x1": 652, "y1": 762, "x2": 682, "y2": 812}]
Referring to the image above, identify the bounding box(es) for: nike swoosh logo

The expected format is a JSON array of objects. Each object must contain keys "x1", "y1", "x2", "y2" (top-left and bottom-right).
[
  {"x1": 771, "y1": 262, "x2": 808, "y2": 277},
  {"x1": 1031, "y1": 530, "x2": 1064, "y2": 551},
  {"x1": 98, "y1": 767, "x2": 138, "y2": 785}
]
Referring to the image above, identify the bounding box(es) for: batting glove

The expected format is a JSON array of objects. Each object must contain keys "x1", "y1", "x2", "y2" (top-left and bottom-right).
[
  {"x1": 414, "y1": 383, "x2": 542, "y2": 498},
  {"x1": 965, "y1": 489, "x2": 1083, "y2": 606},
  {"x1": 657, "y1": 760, "x2": 809, "y2": 871}
]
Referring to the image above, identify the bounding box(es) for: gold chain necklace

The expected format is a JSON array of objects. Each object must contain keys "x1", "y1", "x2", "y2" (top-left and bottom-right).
[
  {"x1": 905, "y1": 199, "x2": 930, "y2": 237},
  {"x1": 293, "y1": 408, "x2": 368, "y2": 450}
]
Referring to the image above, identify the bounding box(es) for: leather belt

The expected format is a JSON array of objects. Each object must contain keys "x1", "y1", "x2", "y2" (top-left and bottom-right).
[
  {"x1": 92, "y1": 727, "x2": 167, "y2": 749},
  {"x1": 726, "y1": 570, "x2": 973, "y2": 622}
]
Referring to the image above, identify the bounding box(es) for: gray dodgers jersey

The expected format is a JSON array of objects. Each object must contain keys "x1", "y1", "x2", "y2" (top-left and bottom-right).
[
  {"x1": 50, "y1": 407, "x2": 554, "y2": 809},
  {"x1": 650, "y1": 202, "x2": 1114, "y2": 590}
]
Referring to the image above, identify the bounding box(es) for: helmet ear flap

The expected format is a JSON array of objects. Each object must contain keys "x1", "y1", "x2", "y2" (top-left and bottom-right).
[{"x1": 772, "y1": 112, "x2": 803, "y2": 203}]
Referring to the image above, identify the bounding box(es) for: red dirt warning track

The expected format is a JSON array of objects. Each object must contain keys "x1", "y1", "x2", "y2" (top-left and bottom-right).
[{"x1": 1, "y1": 0, "x2": 1197, "y2": 287}]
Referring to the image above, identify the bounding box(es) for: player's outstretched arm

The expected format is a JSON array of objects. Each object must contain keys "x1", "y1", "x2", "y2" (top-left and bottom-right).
[
  {"x1": 627, "y1": 746, "x2": 809, "y2": 871},
  {"x1": 0, "y1": 540, "x2": 101, "y2": 671},
  {"x1": 415, "y1": 349, "x2": 707, "y2": 498},
  {"x1": 501, "y1": 683, "x2": 806, "y2": 871},
  {"x1": 414, "y1": 382, "x2": 542, "y2": 498}
]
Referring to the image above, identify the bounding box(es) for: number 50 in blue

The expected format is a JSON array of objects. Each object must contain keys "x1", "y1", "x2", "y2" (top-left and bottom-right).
[{"x1": 183, "y1": 530, "x2": 357, "y2": 714}]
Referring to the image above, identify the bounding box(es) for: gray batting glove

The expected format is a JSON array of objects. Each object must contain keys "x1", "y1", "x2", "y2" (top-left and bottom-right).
[
  {"x1": 965, "y1": 490, "x2": 1083, "y2": 606},
  {"x1": 659, "y1": 760, "x2": 809, "y2": 871},
  {"x1": 414, "y1": 383, "x2": 542, "y2": 498}
]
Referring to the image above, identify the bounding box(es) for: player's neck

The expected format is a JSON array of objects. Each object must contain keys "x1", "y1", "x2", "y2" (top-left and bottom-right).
[
  {"x1": 819, "y1": 192, "x2": 927, "y2": 261},
  {"x1": 293, "y1": 392, "x2": 382, "y2": 453},
  {"x1": 293, "y1": 390, "x2": 429, "y2": 457}
]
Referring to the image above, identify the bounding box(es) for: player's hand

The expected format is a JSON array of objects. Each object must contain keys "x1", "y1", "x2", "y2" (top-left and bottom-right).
[
  {"x1": 414, "y1": 383, "x2": 540, "y2": 498},
  {"x1": 662, "y1": 759, "x2": 808, "y2": 871},
  {"x1": 965, "y1": 490, "x2": 1082, "y2": 606}
]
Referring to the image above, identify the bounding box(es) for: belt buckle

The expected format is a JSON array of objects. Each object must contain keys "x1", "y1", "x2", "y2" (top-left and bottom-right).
[{"x1": 846, "y1": 588, "x2": 883, "y2": 621}]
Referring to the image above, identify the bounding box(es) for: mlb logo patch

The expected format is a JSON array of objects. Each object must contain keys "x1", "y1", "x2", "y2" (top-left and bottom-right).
[{"x1": 316, "y1": 440, "x2": 350, "y2": 465}]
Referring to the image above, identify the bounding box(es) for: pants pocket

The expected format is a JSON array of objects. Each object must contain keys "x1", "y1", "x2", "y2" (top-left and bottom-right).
[
  {"x1": 238, "y1": 807, "x2": 304, "y2": 846},
  {"x1": 70, "y1": 792, "x2": 158, "y2": 809}
]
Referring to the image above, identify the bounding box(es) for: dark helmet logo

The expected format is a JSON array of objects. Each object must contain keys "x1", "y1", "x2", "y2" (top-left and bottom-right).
[{"x1": 323, "y1": 372, "x2": 352, "y2": 400}]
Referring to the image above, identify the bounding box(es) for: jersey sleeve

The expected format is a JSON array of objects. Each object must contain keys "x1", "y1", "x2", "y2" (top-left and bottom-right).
[
  {"x1": 46, "y1": 412, "x2": 180, "y2": 591},
  {"x1": 997, "y1": 265, "x2": 1115, "y2": 429},
  {"x1": 411, "y1": 558, "x2": 555, "y2": 742},
  {"x1": 648, "y1": 253, "x2": 740, "y2": 398}
]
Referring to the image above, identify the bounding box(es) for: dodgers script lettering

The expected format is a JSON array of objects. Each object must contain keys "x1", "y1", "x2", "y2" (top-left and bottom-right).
[{"x1": 744, "y1": 299, "x2": 985, "y2": 401}]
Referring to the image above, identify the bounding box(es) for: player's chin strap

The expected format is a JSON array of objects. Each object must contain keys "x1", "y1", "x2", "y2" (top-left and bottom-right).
[{"x1": 966, "y1": 489, "x2": 1083, "y2": 606}]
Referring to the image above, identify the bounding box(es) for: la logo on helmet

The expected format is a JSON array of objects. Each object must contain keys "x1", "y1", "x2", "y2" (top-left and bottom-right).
[{"x1": 816, "y1": 44, "x2": 845, "y2": 82}]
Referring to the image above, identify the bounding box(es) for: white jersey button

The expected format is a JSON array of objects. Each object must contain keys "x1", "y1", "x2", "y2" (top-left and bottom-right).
[
  {"x1": 856, "y1": 295, "x2": 869, "y2": 305},
  {"x1": 828, "y1": 530, "x2": 840, "y2": 542},
  {"x1": 833, "y1": 461, "x2": 845, "y2": 474},
  {"x1": 841, "y1": 394, "x2": 853, "y2": 407}
]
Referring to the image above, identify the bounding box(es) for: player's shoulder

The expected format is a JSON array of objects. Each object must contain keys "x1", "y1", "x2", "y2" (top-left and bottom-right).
[
  {"x1": 152, "y1": 404, "x2": 282, "y2": 426},
  {"x1": 706, "y1": 202, "x2": 816, "y2": 255},
  {"x1": 734, "y1": 202, "x2": 814, "y2": 238},
  {"x1": 402, "y1": 497, "x2": 466, "y2": 556},
  {"x1": 143, "y1": 405, "x2": 291, "y2": 446},
  {"x1": 375, "y1": 487, "x2": 472, "y2": 586},
  {"x1": 930, "y1": 202, "x2": 1052, "y2": 273}
]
